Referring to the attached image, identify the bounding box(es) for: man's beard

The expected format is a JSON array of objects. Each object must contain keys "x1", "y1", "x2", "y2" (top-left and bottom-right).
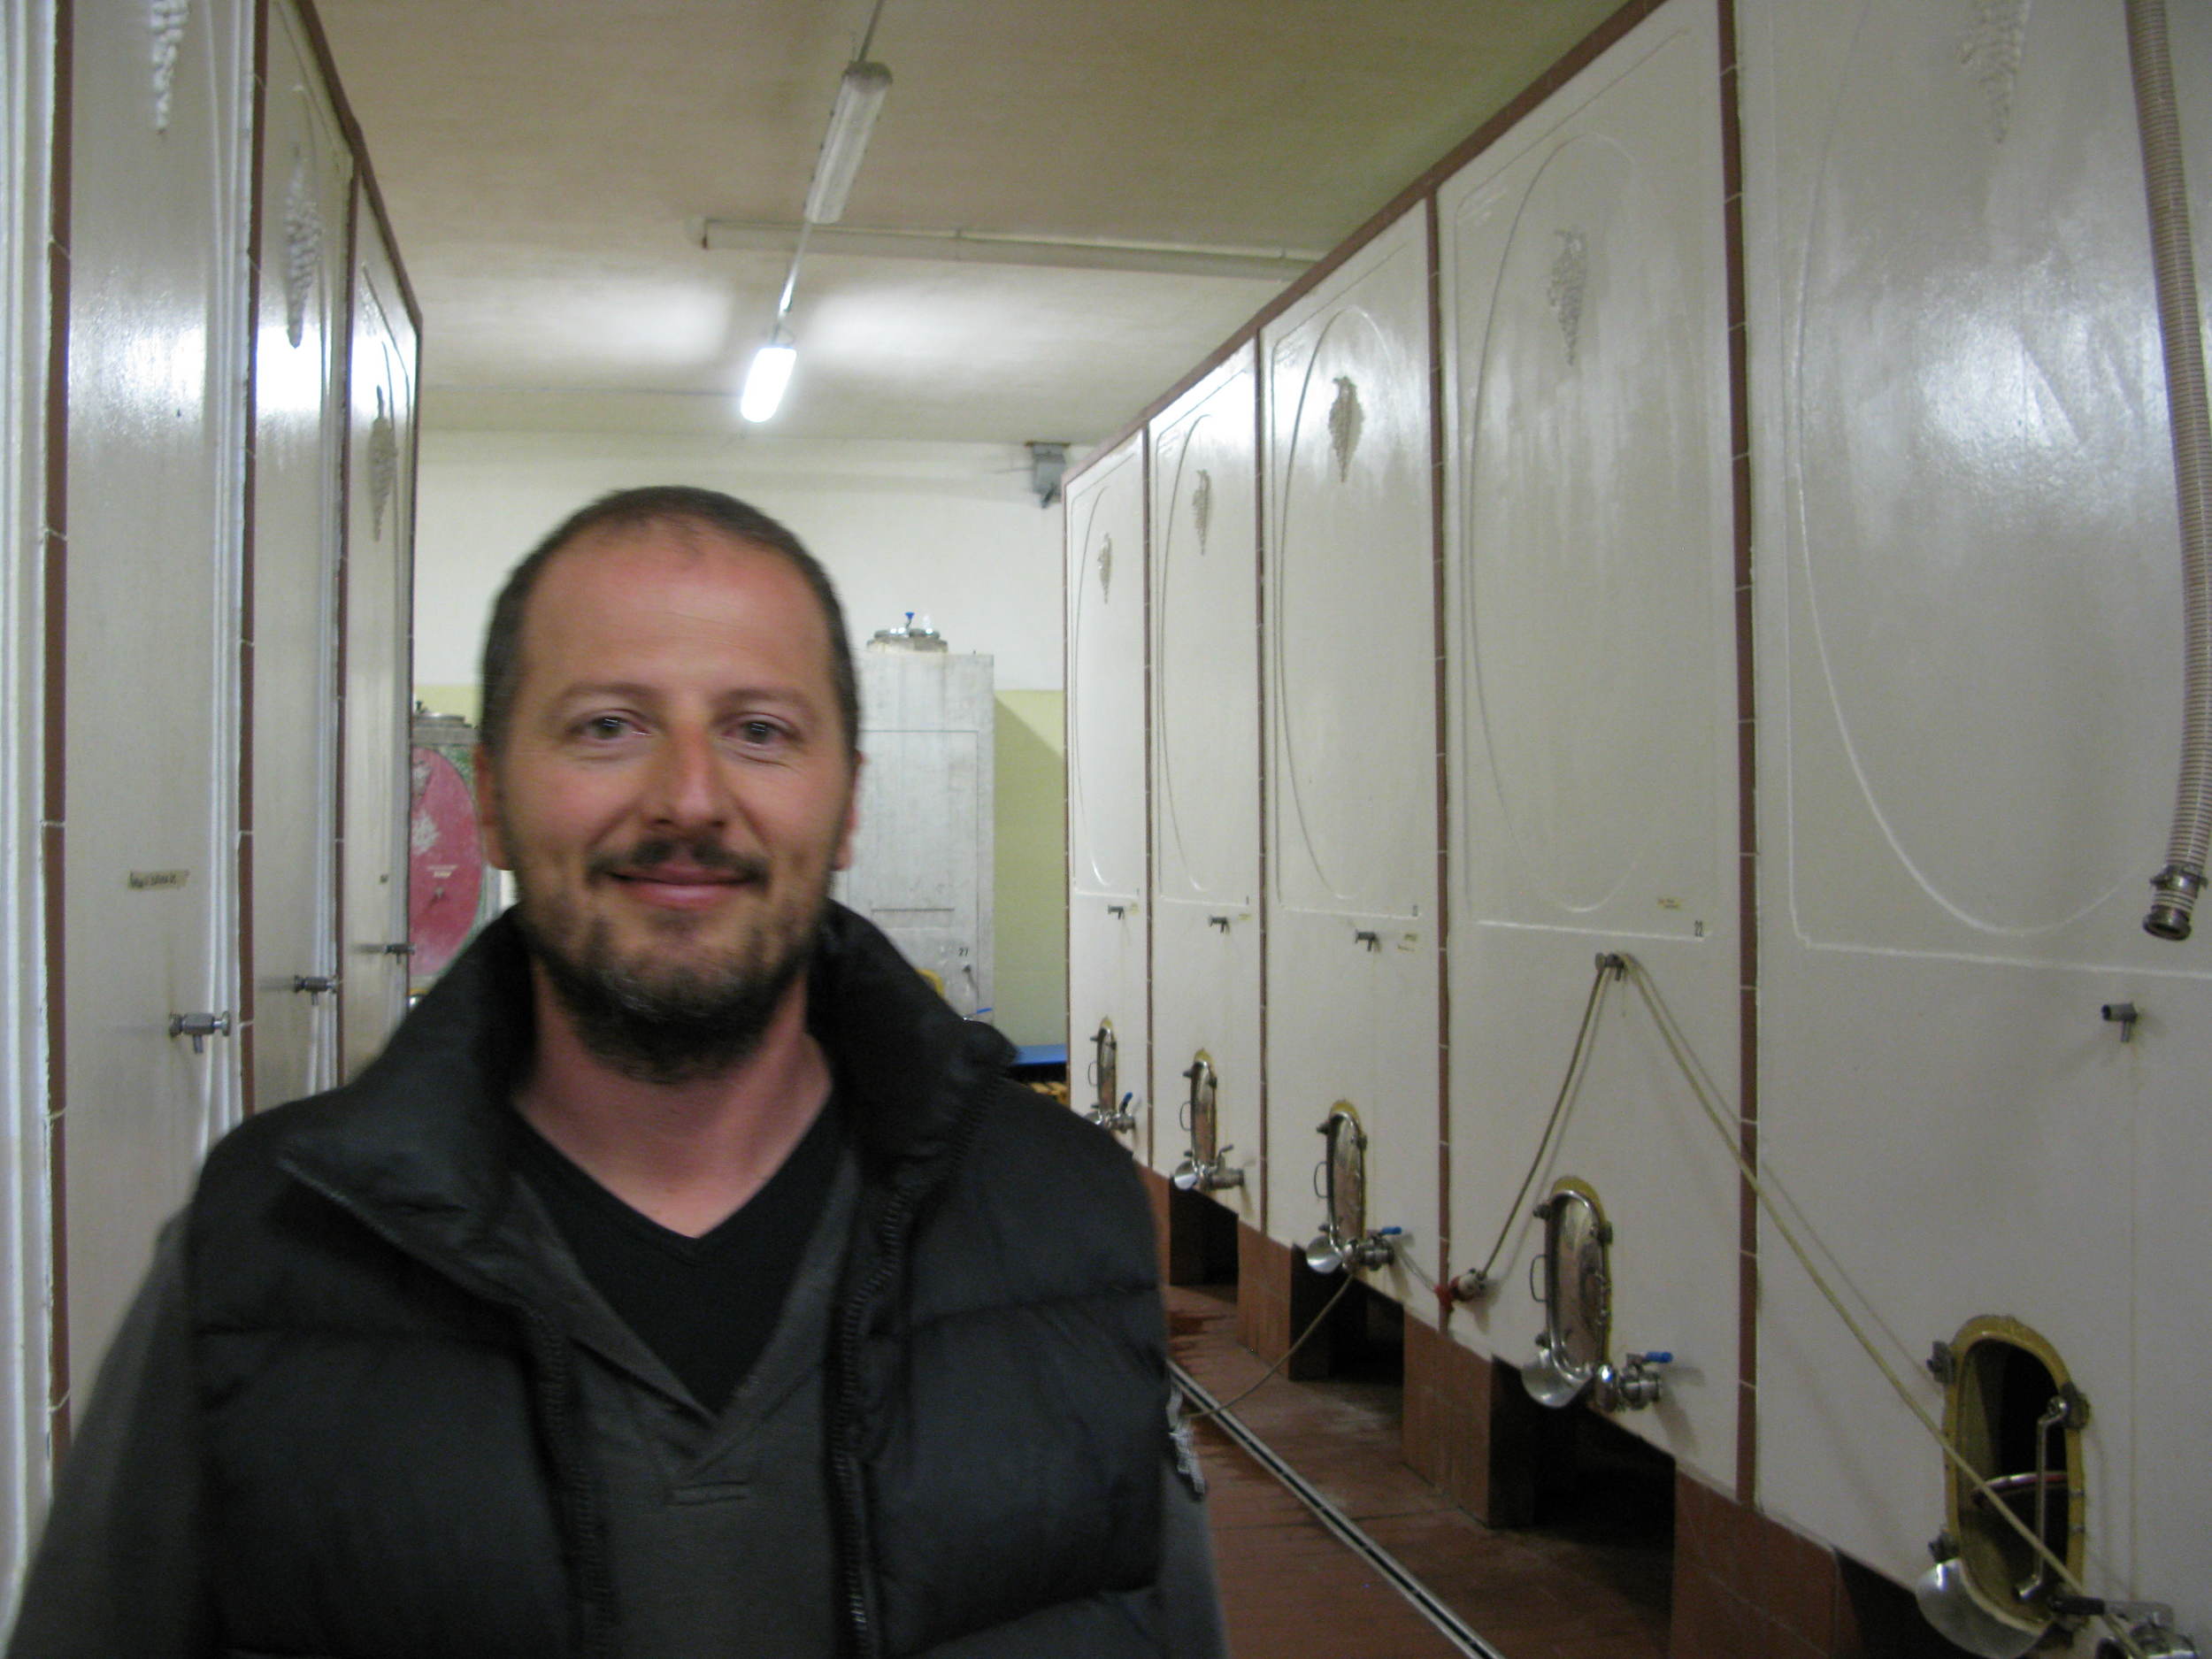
[{"x1": 512, "y1": 835, "x2": 826, "y2": 1086}]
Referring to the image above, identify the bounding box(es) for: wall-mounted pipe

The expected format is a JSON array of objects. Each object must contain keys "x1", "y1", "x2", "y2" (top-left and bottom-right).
[{"x1": 2127, "y1": 0, "x2": 2212, "y2": 940}]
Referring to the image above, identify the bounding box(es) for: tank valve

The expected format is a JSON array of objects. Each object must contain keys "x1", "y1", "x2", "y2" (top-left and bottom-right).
[
  {"x1": 1449, "y1": 1269, "x2": 1490, "y2": 1302},
  {"x1": 1304, "y1": 1225, "x2": 1401, "y2": 1275},
  {"x1": 168, "y1": 1011, "x2": 233, "y2": 1054},
  {"x1": 1596, "y1": 1351, "x2": 1671, "y2": 1411},
  {"x1": 1171, "y1": 1146, "x2": 1245, "y2": 1193},
  {"x1": 2055, "y1": 1596, "x2": 2200, "y2": 1659},
  {"x1": 1085, "y1": 1091, "x2": 1138, "y2": 1135},
  {"x1": 1343, "y1": 1226, "x2": 1400, "y2": 1271}
]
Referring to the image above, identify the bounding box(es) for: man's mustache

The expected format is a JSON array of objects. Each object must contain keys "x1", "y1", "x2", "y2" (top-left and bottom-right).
[{"x1": 588, "y1": 838, "x2": 771, "y2": 884}]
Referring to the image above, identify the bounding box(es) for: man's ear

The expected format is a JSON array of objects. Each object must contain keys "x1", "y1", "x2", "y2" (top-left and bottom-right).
[
  {"x1": 833, "y1": 752, "x2": 864, "y2": 872},
  {"x1": 474, "y1": 745, "x2": 512, "y2": 870}
]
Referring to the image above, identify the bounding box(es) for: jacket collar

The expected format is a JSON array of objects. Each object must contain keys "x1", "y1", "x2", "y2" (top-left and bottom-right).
[{"x1": 280, "y1": 902, "x2": 1015, "y2": 1262}]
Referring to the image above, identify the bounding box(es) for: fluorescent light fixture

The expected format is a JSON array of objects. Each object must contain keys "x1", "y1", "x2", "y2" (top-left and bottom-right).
[
  {"x1": 802, "y1": 61, "x2": 891, "y2": 225},
  {"x1": 739, "y1": 337, "x2": 797, "y2": 422}
]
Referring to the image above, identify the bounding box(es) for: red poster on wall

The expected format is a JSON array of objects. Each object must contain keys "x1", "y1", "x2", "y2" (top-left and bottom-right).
[{"x1": 408, "y1": 747, "x2": 486, "y2": 977}]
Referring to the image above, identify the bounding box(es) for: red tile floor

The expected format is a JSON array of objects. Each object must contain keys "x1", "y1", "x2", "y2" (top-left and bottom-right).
[{"x1": 1171, "y1": 1282, "x2": 1673, "y2": 1659}]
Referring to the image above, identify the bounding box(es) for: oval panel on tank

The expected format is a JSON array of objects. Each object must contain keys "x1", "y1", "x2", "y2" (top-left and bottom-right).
[
  {"x1": 1461, "y1": 132, "x2": 1709, "y2": 915},
  {"x1": 1794, "y1": 0, "x2": 2178, "y2": 937},
  {"x1": 1156, "y1": 405, "x2": 1255, "y2": 902},
  {"x1": 1273, "y1": 293, "x2": 1432, "y2": 918},
  {"x1": 1069, "y1": 459, "x2": 1147, "y2": 897}
]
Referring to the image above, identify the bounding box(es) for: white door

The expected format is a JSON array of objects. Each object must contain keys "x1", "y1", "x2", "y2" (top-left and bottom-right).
[
  {"x1": 337, "y1": 197, "x2": 418, "y2": 1079},
  {"x1": 249, "y1": 0, "x2": 352, "y2": 1111},
  {"x1": 61, "y1": 0, "x2": 250, "y2": 1392},
  {"x1": 840, "y1": 651, "x2": 996, "y2": 1017}
]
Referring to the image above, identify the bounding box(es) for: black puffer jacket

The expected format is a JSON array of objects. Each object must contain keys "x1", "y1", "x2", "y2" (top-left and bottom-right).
[{"x1": 79, "y1": 906, "x2": 1183, "y2": 1658}]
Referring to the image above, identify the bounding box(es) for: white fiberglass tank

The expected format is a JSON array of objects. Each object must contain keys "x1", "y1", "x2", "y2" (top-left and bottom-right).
[
  {"x1": 1065, "y1": 434, "x2": 1152, "y2": 1163},
  {"x1": 1150, "y1": 348, "x2": 1261, "y2": 1205},
  {"x1": 1741, "y1": 0, "x2": 2212, "y2": 1639},
  {"x1": 1439, "y1": 0, "x2": 1740, "y2": 1486},
  {"x1": 1262, "y1": 207, "x2": 1439, "y2": 1313}
]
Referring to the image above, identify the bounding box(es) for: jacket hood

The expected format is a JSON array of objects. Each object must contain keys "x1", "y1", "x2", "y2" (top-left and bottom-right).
[{"x1": 273, "y1": 902, "x2": 1016, "y2": 1261}]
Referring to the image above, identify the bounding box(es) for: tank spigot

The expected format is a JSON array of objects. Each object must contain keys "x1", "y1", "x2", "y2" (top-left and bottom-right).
[
  {"x1": 1085, "y1": 1091, "x2": 1138, "y2": 1135},
  {"x1": 2055, "y1": 1595, "x2": 2199, "y2": 1659},
  {"x1": 1449, "y1": 1269, "x2": 1490, "y2": 1302},
  {"x1": 1171, "y1": 1147, "x2": 1244, "y2": 1192},
  {"x1": 1597, "y1": 1350, "x2": 1671, "y2": 1411},
  {"x1": 1340, "y1": 1225, "x2": 1401, "y2": 1271},
  {"x1": 1305, "y1": 1225, "x2": 1399, "y2": 1275}
]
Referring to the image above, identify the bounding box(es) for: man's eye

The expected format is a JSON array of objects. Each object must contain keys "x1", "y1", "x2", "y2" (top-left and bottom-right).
[
  {"x1": 580, "y1": 715, "x2": 634, "y2": 740},
  {"x1": 737, "y1": 718, "x2": 787, "y2": 746}
]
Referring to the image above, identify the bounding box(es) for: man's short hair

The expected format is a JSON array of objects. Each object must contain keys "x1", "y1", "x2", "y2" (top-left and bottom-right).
[{"x1": 478, "y1": 486, "x2": 861, "y2": 760}]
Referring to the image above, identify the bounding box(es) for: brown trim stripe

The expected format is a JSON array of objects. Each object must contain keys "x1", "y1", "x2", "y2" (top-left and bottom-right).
[
  {"x1": 293, "y1": 1, "x2": 422, "y2": 335},
  {"x1": 236, "y1": 0, "x2": 274, "y2": 1116},
  {"x1": 1140, "y1": 426, "x2": 1156, "y2": 1170},
  {"x1": 1715, "y1": 0, "x2": 1761, "y2": 1512},
  {"x1": 1250, "y1": 343, "x2": 1270, "y2": 1238},
  {"x1": 1425, "y1": 191, "x2": 1453, "y2": 1318},
  {"x1": 1066, "y1": 0, "x2": 1671, "y2": 491}
]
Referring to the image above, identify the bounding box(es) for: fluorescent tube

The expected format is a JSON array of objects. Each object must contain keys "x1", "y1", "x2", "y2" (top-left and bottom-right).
[
  {"x1": 739, "y1": 341, "x2": 797, "y2": 422},
  {"x1": 803, "y1": 61, "x2": 892, "y2": 225}
]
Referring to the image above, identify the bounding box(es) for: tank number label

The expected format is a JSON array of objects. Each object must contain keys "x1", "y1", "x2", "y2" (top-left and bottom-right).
[{"x1": 127, "y1": 870, "x2": 190, "y2": 890}]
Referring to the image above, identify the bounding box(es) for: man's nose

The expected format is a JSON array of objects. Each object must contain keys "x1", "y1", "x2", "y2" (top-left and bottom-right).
[{"x1": 643, "y1": 726, "x2": 732, "y2": 827}]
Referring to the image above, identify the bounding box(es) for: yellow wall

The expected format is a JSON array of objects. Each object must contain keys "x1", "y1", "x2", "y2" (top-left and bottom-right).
[
  {"x1": 990, "y1": 690, "x2": 1066, "y2": 1049},
  {"x1": 415, "y1": 683, "x2": 480, "y2": 723}
]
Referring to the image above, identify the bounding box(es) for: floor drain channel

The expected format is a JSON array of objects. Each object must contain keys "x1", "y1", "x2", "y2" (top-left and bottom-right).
[{"x1": 1170, "y1": 1359, "x2": 1509, "y2": 1659}]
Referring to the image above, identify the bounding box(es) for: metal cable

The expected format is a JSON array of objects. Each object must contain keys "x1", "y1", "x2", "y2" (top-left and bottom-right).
[
  {"x1": 1180, "y1": 1271, "x2": 1358, "y2": 1423},
  {"x1": 1612, "y1": 955, "x2": 2117, "y2": 1640},
  {"x1": 854, "y1": 0, "x2": 890, "y2": 61},
  {"x1": 1455, "y1": 954, "x2": 1619, "y2": 1295}
]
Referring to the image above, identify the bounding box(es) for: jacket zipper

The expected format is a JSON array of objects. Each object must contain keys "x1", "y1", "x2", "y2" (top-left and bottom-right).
[
  {"x1": 832, "y1": 1184, "x2": 913, "y2": 1659},
  {"x1": 829, "y1": 1084, "x2": 993, "y2": 1659},
  {"x1": 284, "y1": 1164, "x2": 617, "y2": 1659}
]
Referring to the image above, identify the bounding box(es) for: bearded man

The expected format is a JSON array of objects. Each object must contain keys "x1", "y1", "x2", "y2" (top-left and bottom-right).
[{"x1": 9, "y1": 487, "x2": 1225, "y2": 1659}]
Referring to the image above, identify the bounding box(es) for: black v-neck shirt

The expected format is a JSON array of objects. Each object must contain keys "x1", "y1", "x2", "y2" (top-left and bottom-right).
[{"x1": 512, "y1": 1100, "x2": 845, "y2": 1415}]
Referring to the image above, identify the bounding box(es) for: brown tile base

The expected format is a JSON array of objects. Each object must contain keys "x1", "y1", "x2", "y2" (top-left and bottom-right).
[
  {"x1": 1236, "y1": 1221, "x2": 1293, "y2": 1362},
  {"x1": 1233, "y1": 1221, "x2": 1356, "y2": 1379},
  {"x1": 1171, "y1": 1282, "x2": 1670, "y2": 1659},
  {"x1": 1138, "y1": 1164, "x2": 1174, "y2": 1282},
  {"x1": 1139, "y1": 1165, "x2": 1244, "y2": 1286},
  {"x1": 1672, "y1": 1473, "x2": 1957, "y2": 1658},
  {"x1": 1402, "y1": 1316, "x2": 1540, "y2": 1527}
]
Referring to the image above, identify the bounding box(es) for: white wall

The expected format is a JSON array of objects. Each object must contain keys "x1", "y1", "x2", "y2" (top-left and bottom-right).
[{"x1": 413, "y1": 430, "x2": 1066, "y2": 692}]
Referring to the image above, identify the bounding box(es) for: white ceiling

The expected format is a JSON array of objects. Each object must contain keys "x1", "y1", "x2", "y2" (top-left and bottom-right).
[{"x1": 311, "y1": 0, "x2": 1621, "y2": 444}]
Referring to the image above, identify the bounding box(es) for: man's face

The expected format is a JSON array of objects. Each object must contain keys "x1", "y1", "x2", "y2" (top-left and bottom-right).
[{"x1": 478, "y1": 519, "x2": 857, "y2": 1079}]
